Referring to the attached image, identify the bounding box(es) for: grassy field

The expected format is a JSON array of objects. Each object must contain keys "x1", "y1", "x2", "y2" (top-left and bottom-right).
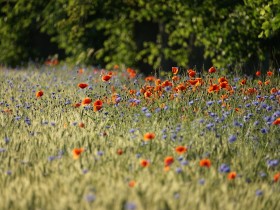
[{"x1": 0, "y1": 65, "x2": 279, "y2": 210}]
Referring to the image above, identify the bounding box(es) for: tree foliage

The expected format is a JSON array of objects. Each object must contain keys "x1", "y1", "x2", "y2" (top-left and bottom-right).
[{"x1": 0, "y1": 0, "x2": 279, "y2": 72}]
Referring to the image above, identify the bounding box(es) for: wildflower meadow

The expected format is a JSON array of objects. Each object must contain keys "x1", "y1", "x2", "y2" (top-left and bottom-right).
[{"x1": 0, "y1": 65, "x2": 279, "y2": 210}]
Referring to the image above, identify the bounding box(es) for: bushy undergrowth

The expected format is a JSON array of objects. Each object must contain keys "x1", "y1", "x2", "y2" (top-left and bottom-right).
[{"x1": 0, "y1": 65, "x2": 279, "y2": 210}]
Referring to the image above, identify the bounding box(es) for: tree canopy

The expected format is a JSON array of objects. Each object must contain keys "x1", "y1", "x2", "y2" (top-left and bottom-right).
[{"x1": 0, "y1": 0, "x2": 279, "y2": 73}]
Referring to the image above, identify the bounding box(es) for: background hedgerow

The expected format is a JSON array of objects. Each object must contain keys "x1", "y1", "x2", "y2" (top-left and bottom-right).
[
  {"x1": 1, "y1": 0, "x2": 280, "y2": 73},
  {"x1": 0, "y1": 65, "x2": 279, "y2": 210}
]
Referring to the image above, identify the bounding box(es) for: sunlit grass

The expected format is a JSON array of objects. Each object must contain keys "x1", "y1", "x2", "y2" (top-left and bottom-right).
[{"x1": 0, "y1": 65, "x2": 279, "y2": 210}]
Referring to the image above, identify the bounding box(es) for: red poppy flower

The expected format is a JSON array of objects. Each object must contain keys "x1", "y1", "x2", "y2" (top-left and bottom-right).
[
  {"x1": 227, "y1": 172, "x2": 237, "y2": 180},
  {"x1": 199, "y1": 159, "x2": 211, "y2": 168},
  {"x1": 78, "y1": 68, "x2": 84, "y2": 74},
  {"x1": 93, "y1": 99, "x2": 103, "y2": 112},
  {"x1": 240, "y1": 79, "x2": 246, "y2": 85},
  {"x1": 72, "y1": 148, "x2": 84, "y2": 159},
  {"x1": 143, "y1": 132, "x2": 155, "y2": 141},
  {"x1": 144, "y1": 91, "x2": 152, "y2": 98},
  {"x1": 270, "y1": 88, "x2": 278, "y2": 94},
  {"x1": 79, "y1": 122, "x2": 85, "y2": 128},
  {"x1": 172, "y1": 67, "x2": 179, "y2": 75},
  {"x1": 161, "y1": 80, "x2": 173, "y2": 87},
  {"x1": 78, "y1": 83, "x2": 88, "y2": 89},
  {"x1": 208, "y1": 84, "x2": 220, "y2": 93},
  {"x1": 164, "y1": 156, "x2": 174, "y2": 166},
  {"x1": 128, "y1": 180, "x2": 136, "y2": 187},
  {"x1": 220, "y1": 81, "x2": 228, "y2": 89},
  {"x1": 117, "y1": 149, "x2": 123, "y2": 155},
  {"x1": 82, "y1": 97, "x2": 92, "y2": 105},
  {"x1": 176, "y1": 84, "x2": 187, "y2": 91},
  {"x1": 172, "y1": 76, "x2": 180, "y2": 81},
  {"x1": 274, "y1": 172, "x2": 280, "y2": 182},
  {"x1": 208, "y1": 66, "x2": 216, "y2": 73},
  {"x1": 218, "y1": 77, "x2": 228, "y2": 84},
  {"x1": 175, "y1": 146, "x2": 187, "y2": 154},
  {"x1": 264, "y1": 80, "x2": 270, "y2": 85},
  {"x1": 140, "y1": 159, "x2": 150, "y2": 167},
  {"x1": 73, "y1": 103, "x2": 81, "y2": 108},
  {"x1": 145, "y1": 76, "x2": 156, "y2": 82},
  {"x1": 267, "y1": 71, "x2": 273, "y2": 76},
  {"x1": 256, "y1": 71, "x2": 261, "y2": 77},
  {"x1": 188, "y1": 69, "x2": 196, "y2": 78},
  {"x1": 273, "y1": 118, "x2": 280, "y2": 125},
  {"x1": 36, "y1": 90, "x2": 44, "y2": 98},
  {"x1": 155, "y1": 79, "x2": 161, "y2": 86},
  {"x1": 102, "y1": 75, "x2": 112, "y2": 82}
]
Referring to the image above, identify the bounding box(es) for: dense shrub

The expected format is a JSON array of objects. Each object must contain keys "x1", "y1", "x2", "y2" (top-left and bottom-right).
[{"x1": 0, "y1": 0, "x2": 279, "y2": 72}]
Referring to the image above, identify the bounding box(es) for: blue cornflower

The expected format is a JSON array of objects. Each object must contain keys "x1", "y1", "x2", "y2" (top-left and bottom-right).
[
  {"x1": 125, "y1": 202, "x2": 137, "y2": 210},
  {"x1": 260, "y1": 128, "x2": 269, "y2": 134},
  {"x1": 199, "y1": 179, "x2": 205, "y2": 185},
  {"x1": 266, "y1": 106, "x2": 273, "y2": 111},
  {"x1": 219, "y1": 163, "x2": 231, "y2": 173},
  {"x1": 48, "y1": 156, "x2": 56, "y2": 162},
  {"x1": 65, "y1": 100, "x2": 71, "y2": 105},
  {"x1": 155, "y1": 108, "x2": 161, "y2": 113},
  {"x1": 199, "y1": 119, "x2": 205, "y2": 123},
  {"x1": 206, "y1": 123, "x2": 214, "y2": 130},
  {"x1": 129, "y1": 129, "x2": 136, "y2": 133},
  {"x1": 97, "y1": 151, "x2": 104, "y2": 156},
  {"x1": 42, "y1": 121, "x2": 48, "y2": 125},
  {"x1": 252, "y1": 101, "x2": 259, "y2": 106},
  {"x1": 261, "y1": 103, "x2": 268, "y2": 109},
  {"x1": 253, "y1": 121, "x2": 259, "y2": 126},
  {"x1": 189, "y1": 100, "x2": 194, "y2": 106},
  {"x1": 177, "y1": 156, "x2": 184, "y2": 161},
  {"x1": 58, "y1": 150, "x2": 64, "y2": 156},
  {"x1": 255, "y1": 190, "x2": 263, "y2": 196},
  {"x1": 0, "y1": 148, "x2": 7, "y2": 152},
  {"x1": 24, "y1": 117, "x2": 31, "y2": 126},
  {"x1": 174, "y1": 192, "x2": 180, "y2": 199},
  {"x1": 206, "y1": 101, "x2": 213, "y2": 106},
  {"x1": 136, "y1": 154, "x2": 141, "y2": 158},
  {"x1": 171, "y1": 134, "x2": 177, "y2": 140},
  {"x1": 141, "y1": 107, "x2": 148, "y2": 113},
  {"x1": 164, "y1": 86, "x2": 172, "y2": 92},
  {"x1": 243, "y1": 116, "x2": 249, "y2": 122},
  {"x1": 164, "y1": 105, "x2": 169, "y2": 111},
  {"x1": 272, "y1": 110, "x2": 280, "y2": 118},
  {"x1": 264, "y1": 116, "x2": 272, "y2": 123},
  {"x1": 233, "y1": 121, "x2": 241, "y2": 127},
  {"x1": 176, "y1": 168, "x2": 183, "y2": 174},
  {"x1": 259, "y1": 172, "x2": 267, "y2": 178},
  {"x1": 245, "y1": 103, "x2": 251, "y2": 108},
  {"x1": 85, "y1": 194, "x2": 96, "y2": 203},
  {"x1": 269, "y1": 95, "x2": 275, "y2": 100},
  {"x1": 267, "y1": 159, "x2": 279, "y2": 168},
  {"x1": 145, "y1": 113, "x2": 152, "y2": 118},
  {"x1": 209, "y1": 112, "x2": 216, "y2": 118},
  {"x1": 181, "y1": 160, "x2": 189, "y2": 166},
  {"x1": 228, "y1": 135, "x2": 237, "y2": 143},
  {"x1": 176, "y1": 125, "x2": 181, "y2": 132},
  {"x1": 4, "y1": 137, "x2": 10, "y2": 144},
  {"x1": 82, "y1": 169, "x2": 89, "y2": 174}
]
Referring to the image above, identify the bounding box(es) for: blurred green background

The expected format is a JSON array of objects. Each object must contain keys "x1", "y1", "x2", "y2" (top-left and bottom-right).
[{"x1": 0, "y1": 0, "x2": 280, "y2": 74}]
